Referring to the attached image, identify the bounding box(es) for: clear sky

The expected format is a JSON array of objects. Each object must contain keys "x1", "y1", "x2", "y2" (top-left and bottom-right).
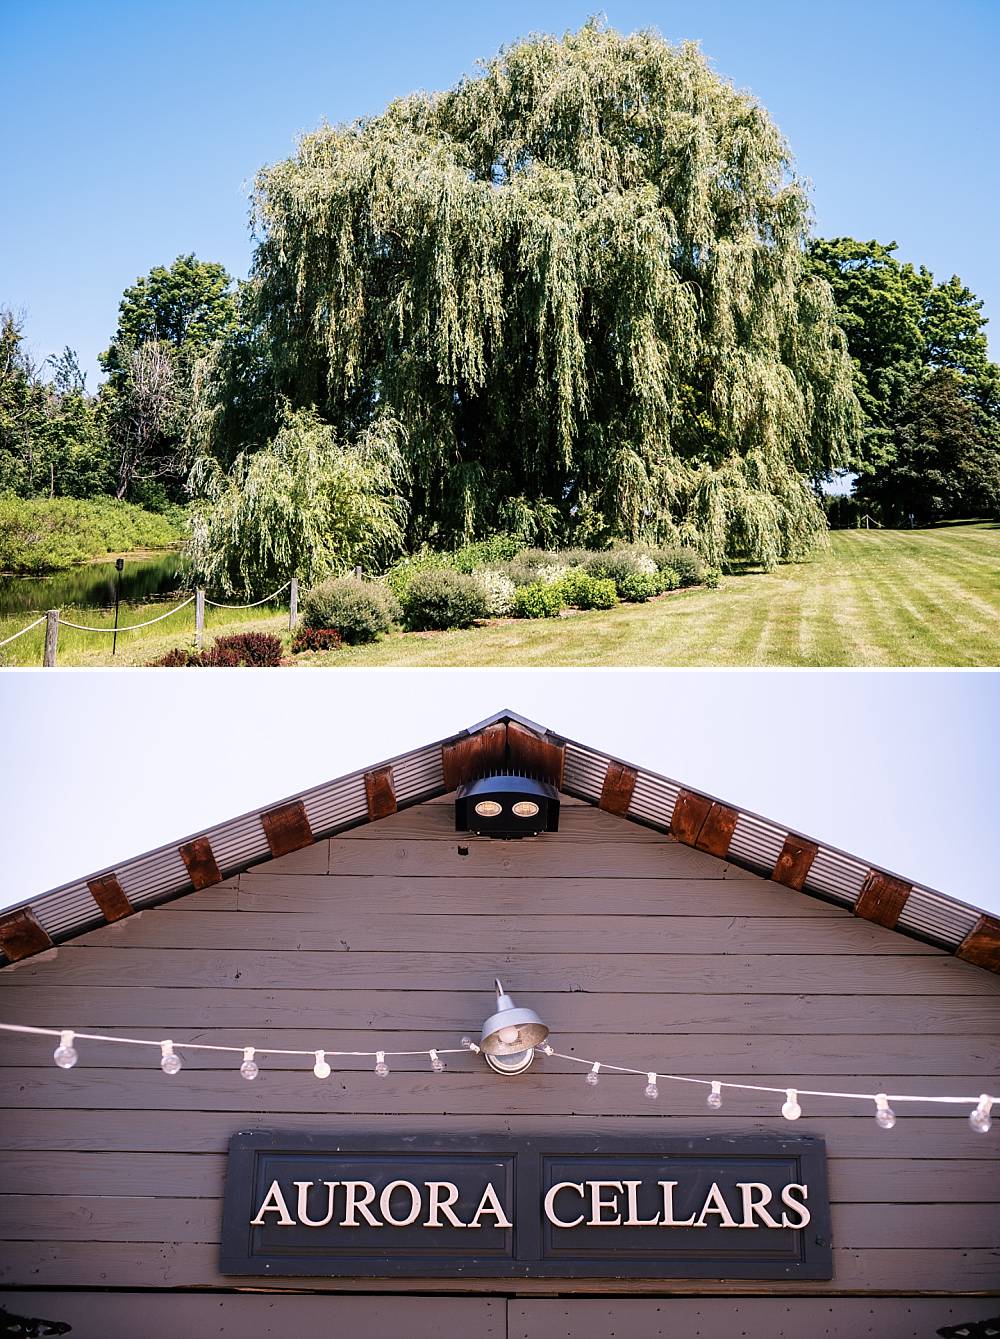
[
  {"x1": 0, "y1": 670, "x2": 996, "y2": 915},
  {"x1": 2, "y1": 0, "x2": 998, "y2": 385}
]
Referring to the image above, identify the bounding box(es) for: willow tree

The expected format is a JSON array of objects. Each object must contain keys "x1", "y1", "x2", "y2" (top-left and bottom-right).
[{"x1": 206, "y1": 21, "x2": 860, "y2": 566}]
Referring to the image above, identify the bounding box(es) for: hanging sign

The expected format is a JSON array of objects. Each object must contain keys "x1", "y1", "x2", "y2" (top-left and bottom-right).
[{"x1": 221, "y1": 1131, "x2": 832, "y2": 1279}]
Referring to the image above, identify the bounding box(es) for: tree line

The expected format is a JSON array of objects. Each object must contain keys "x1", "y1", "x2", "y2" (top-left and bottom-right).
[{"x1": 3, "y1": 23, "x2": 998, "y2": 577}]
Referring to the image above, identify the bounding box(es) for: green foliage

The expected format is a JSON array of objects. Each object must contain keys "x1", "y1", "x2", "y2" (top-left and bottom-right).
[
  {"x1": 449, "y1": 535, "x2": 523, "y2": 572},
  {"x1": 703, "y1": 567, "x2": 722, "y2": 588},
  {"x1": 654, "y1": 545, "x2": 707, "y2": 586},
  {"x1": 584, "y1": 550, "x2": 652, "y2": 594},
  {"x1": 656, "y1": 566, "x2": 680, "y2": 591},
  {"x1": 559, "y1": 568, "x2": 618, "y2": 609},
  {"x1": 290, "y1": 625, "x2": 343, "y2": 654},
  {"x1": 187, "y1": 407, "x2": 407, "y2": 593},
  {"x1": 0, "y1": 495, "x2": 182, "y2": 573},
  {"x1": 513, "y1": 581, "x2": 564, "y2": 618},
  {"x1": 618, "y1": 571, "x2": 659, "y2": 602},
  {"x1": 299, "y1": 575, "x2": 400, "y2": 644},
  {"x1": 401, "y1": 567, "x2": 488, "y2": 630},
  {"x1": 470, "y1": 567, "x2": 516, "y2": 616},
  {"x1": 202, "y1": 21, "x2": 859, "y2": 564}
]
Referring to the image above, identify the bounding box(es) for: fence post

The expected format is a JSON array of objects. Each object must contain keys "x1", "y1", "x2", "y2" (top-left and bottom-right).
[
  {"x1": 195, "y1": 589, "x2": 205, "y2": 648},
  {"x1": 43, "y1": 610, "x2": 59, "y2": 667},
  {"x1": 289, "y1": 577, "x2": 299, "y2": 631}
]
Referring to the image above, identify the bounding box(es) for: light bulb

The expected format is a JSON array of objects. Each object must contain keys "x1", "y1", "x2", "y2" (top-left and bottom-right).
[
  {"x1": 498, "y1": 1025, "x2": 521, "y2": 1045},
  {"x1": 429, "y1": 1049, "x2": 446, "y2": 1073},
  {"x1": 781, "y1": 1088, "x2": 801, "y2": 1121},
  {"x1": 707, "y1": 1081, "x2": 723, "y2": 1109},
  {"x1": 313, "y1": 1050, "x2": 331, "y2": 1079},
  {"x1": 970, "y1": 1094, "x2": 993, "y2": 1135},
  {"x1": 374, "y1": 1051, "x2": 390, "y2": 1078},
  {"x1": 644, "y1": 1072, "x2": 659, "y2": 1100},
  {"x1": 586, "y1": 1062, "x2": 601, "y2": 1087},
  {"x1": 240, "y1": 1047, "x2": 259, "y2": 1081},
  {"x1": 874, "y1": 1093, "x2": 895, "y2": 1130},
  {"x1": 53, "y1": 1030, "x2": 78, "y2": 1070},
  {"x1": 160, "y1": 1041, "x2": 182, "y2": 1075}
]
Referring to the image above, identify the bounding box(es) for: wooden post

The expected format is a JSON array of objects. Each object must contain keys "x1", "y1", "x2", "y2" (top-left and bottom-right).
[
  {"x1": 195, "y1": 589, "x2": 205, "y2": 648},
  {"x1": 43, "y1": 609, "x2": 59, "y2": 667},
  {"x1": 289, "y1": 577, "x2": 298, "y2": 631}
]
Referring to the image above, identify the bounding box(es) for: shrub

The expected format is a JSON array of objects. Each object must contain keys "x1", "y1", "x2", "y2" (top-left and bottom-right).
[
  {"x1": 401, "y1": 568, "x2": 488, "y2": 630},
  {"x1": 450, "y1": 534, "x2": 523, "y2": 572},
  {"x1": 471, "y1": 568, "x2": 516, "y2": 617},
  {"x1": 513, "y1": 581, "x2": 564, "y2": 618},
  {"x1": 618, "y1": 572, "x2": 659, "y2": 602},
  {"x1": 148, "y1": 647, "x2": 198, "y2": 667},
  {"x1": 703, "y1": 566, "x2": 722, "y2": 589},
  {"x1": 536, "y1": 561, "x2": 570, "y2": 587},
  {"x1": 655, "y1": 545, "x2": 707, "y2": 587},
  {"x1": 382, "y1": 551, "x2": 452, "y2": 600},
  {"x1": 300, "y1": 576, "x2": 399, "y2": 644},
  {"x1": 500, "y1": 556, "x2": 542, "y2": 587},
  {"x1": 290, "y1": 626, "x2": 343, "y2": 654},
  {"x1": 558, "y1": 567, "x2": 617, "y2": 610},
  {"x1": 211, "y1": 632, "x2": 284, "y2": 667},
  {"x1": 584, "y1": 549, "x2": 644, "y2": 594},
  {"x1": 656, "y1": 565, "x2": 680, "y2": 592}
]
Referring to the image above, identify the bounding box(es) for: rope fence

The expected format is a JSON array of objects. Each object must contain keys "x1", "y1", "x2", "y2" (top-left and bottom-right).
[{"x1": 2, "y1": 578, "x2": 299, "y2": 666}]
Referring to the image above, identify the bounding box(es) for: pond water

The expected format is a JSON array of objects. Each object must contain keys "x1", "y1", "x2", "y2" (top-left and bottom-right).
[{"x1": 0, "y1": 552, "x2": 189, "y2": 616}]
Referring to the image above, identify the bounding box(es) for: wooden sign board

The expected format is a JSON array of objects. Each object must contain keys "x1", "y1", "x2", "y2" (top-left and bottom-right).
[{"x1": 221, "y1": 1132, "x2": 832, "y2": 1280}]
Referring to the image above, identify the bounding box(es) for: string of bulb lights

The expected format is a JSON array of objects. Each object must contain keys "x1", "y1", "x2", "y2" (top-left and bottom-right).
[{"x1": 0, "y1": 1020, "x2": 993, "y2": 1135}]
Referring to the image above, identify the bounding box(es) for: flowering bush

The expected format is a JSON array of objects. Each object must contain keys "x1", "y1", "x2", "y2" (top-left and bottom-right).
[{"x1": 471, "y1": 568, "x2": 516, "y2": 616}]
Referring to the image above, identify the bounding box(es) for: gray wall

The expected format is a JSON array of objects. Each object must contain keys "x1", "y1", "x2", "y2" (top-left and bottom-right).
[{"x1": 0, "y1": 796, "x2": 998, "y2": 1330}]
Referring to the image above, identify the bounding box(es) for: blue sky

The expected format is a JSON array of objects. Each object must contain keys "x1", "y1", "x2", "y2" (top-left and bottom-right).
[
  {"x1": 2, "y1": 0, "x2": 998, "y2": 384},
  {"x1": 0, "y1": 670, "x2": 996, "y2": 914}
]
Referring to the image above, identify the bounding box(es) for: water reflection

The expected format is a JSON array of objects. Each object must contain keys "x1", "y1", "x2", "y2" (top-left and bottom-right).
[{"x1": 0, "y1": 552, "x2": 188, "y2": 615}]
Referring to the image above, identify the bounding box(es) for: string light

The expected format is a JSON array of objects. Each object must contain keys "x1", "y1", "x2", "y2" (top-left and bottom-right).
[
  {"x1": 781, "y1": 1088, "x2": 801, "y2": 1121},
  {"x1": 0, "y1": 1024, "x2": 991, "y2": 1135},
  {"x1": 429, "y1": 1049, "x2": 446, "y2": 1073},
  {"x1": 240, "y1": 1047, "x2": 259, "y2": 1081},
  {"x1": 970, "y1": 1094, "x2": 993, "y2": 1135},
  {"x1": 160, "y1": 1040, "x2": 182, "y2": 1075},
  {"x1": 585, "y1": 1061, "x2": 601, "y2": 1086},
  {"x1": 53, "y1": 1030, "x2": 78, "y2": 1070},
  {"x1": 874, "y1": 1093, "x2": 896, "y2": 1130}
]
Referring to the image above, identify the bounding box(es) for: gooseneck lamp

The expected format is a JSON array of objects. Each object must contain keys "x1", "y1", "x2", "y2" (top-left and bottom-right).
[{"x1": 480, "y1": 978, "x2": 549, "y2": 1075}]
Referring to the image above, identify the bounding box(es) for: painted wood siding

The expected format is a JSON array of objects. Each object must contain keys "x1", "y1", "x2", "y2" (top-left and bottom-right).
[{"x1": 1, "y1": 796, "x2": 998, "y2": 1299}]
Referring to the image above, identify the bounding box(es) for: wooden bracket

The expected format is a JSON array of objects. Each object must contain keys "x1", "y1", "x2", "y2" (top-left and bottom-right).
[
  {"x1": 86, "y1": 873, "x2": 134, "y2": 921},
  {"x1": 670, "y1": 789, "x2": 713, "y2": 845},
  {"x1": 854, "y1": 871, "x2": 912, "y2": 928},
  {"x1": 599, "y1": 761, "x2": 637, "y2": 817},
  {"x1": 771, "y1": 835, "x2": 819, "y2": 891},
  {"x1": 956, "y1": 915, "x2": 1000, "y2": 974},
  {"x1": 507, "y1": 721, "x2": 565, "y2": 787},
  {"x1": 442, "y1": 723, "x2": 507, "y2": 791},
  {"x1": 178, "y1": 837, "x2": 223, "y2": 891},
  {"x1": 0, "y1": 908, "x2": 53, "y2": 962},
  {"x1": 365, "y1": 766, "x2": 398, "y2": 821},
  {"x1": 261, "y1": 800, "x2": 315, "y2": 858},
  {"x1": 670, "y1": 790, "x2": 737, "y2": 857}
]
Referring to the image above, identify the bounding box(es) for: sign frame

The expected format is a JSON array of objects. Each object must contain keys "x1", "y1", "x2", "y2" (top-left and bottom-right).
[{"x1": 221, "y1": 1129, "x2": 832, "y2": 1281}]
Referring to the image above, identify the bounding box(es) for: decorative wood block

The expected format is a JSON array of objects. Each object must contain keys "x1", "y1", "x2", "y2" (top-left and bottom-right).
[
  {"x1": 86, "y1": 873, "x2": 134, "y2": 921},
  {"x1": 771, "y1": 835, "x2": 819, "y2": 891},
  {"x1": 261, "y1": 801, "x2": 315, "y2": 858},
  {"x1": 441, "y1": 723, "x2": 507, "y2": 791},
  {"x1": 0, "y1": 908, "x2": 53, "y2": 961},
  {"x1": 854, "y1": 870, "x2": 912, "y2": 929},
  {"x1": 956, "y1": 915, "x2": 1000, "y2": 974},
  {"x1": 598, "y1": 761, "x2": 637, "y2": 817},
  {"x1": 365, "y1": 766, "x2": 397, "y2": 821},
  {"x1": 695, "y1": 802, "x2": 739, "y2": 858},
  {"x1": 507, "y1": 721, "x2": 565, "y2": 787},
  {"x1": 178, "y1": 838, "x2": 222, "y2": 891},
  {"x1": 669, "y1": 789, "x2": 713, "y2": 846}
]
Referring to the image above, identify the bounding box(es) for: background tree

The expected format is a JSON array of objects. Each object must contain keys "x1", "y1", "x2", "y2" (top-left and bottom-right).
[{"x1": 196, "y1": 22, "x2": 860, "y2": 567}]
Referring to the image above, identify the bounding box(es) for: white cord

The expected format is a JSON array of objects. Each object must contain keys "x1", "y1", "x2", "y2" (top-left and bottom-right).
[
  {"x1": 204, "y1": 581, "x2": 291, "y2": 609},
  {"x1": 58, "y1": 596, "x2": 196, "y2": 632},
  {"x1": 0, "y1": 616, "x2": 47, "y2": 647}
]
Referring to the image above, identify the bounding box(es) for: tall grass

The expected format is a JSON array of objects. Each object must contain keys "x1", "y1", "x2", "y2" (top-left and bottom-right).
[{"x1": 0, "y1": 495, "x2": 185, "y2": 573}]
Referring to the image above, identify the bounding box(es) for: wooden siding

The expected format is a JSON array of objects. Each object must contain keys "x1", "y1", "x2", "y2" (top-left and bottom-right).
[{"x1": 0, "y1": 797, "x2": 998, "y2": 1305}]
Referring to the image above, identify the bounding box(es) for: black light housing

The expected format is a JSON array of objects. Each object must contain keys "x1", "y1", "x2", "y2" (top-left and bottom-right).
[{"x1": 455, "y1": 774, "x2": 560, "y2": 838}]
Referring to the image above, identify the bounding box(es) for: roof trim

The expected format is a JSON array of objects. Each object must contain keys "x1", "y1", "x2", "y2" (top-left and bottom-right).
[{"x1": 2, "y1": 709, "x2": 997, "y2": 974}]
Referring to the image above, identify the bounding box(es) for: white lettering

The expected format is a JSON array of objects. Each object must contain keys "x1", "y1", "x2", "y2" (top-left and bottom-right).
[
  {"x1": 738, "y1": 1182, "x2": 781, "y2": 1228},
  {"x1": 378, "y1": 1180, "x2": 422, "y2": 1227},
  {"x1": 425, "y1": 1181, "x2": 466, "y2": 1228},
  {"x1": 249, "y1": 1179, "x2": 294, "y2": 1227},
  {"x1": 587, "y1": 1180, "x2": 624, "y2": 1226},
  {"x1": 658, "y1": 1180, "x2": 699, "y2": 1227},
  {"x1": 293, "y1": 1180, "x2": 339, "y2": 1228},
  {"x1": 543, "y1": 1181, "x2": 586, "y2": 1228},
  {"x1": 695, "y1": 1182, "x2": 739, "y2": 1228},
  {"x1": 780, "y1": 1182, "x2": 811, "y2": 1229},
  {"x1": 342, "y1": 1181, "x2": 382, "y2": 1228},
  {"x1": 468, "y1": 1182, "x2": 513, "y2": 1229},
  {"x1": 622, "y1": 1180, "x2": 660, "y2": 1226}
]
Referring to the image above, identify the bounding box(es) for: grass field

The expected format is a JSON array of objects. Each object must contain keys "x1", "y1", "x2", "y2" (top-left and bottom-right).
[{"x1": 2, "y1": 523, "x2": 997, "y2": 668}]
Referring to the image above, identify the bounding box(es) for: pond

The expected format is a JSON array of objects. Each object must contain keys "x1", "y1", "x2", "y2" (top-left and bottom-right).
[{"x1": 0, "y1": 552, "x2": 189, "y2": 616}]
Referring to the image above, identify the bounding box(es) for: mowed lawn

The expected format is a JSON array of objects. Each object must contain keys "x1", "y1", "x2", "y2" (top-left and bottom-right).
[
  {"x1": 3, "y1": 523, "x2": 996, "y2": 667},
  {"x1": 332, "y1": 523, "x2": 999, "y2": 668}
]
